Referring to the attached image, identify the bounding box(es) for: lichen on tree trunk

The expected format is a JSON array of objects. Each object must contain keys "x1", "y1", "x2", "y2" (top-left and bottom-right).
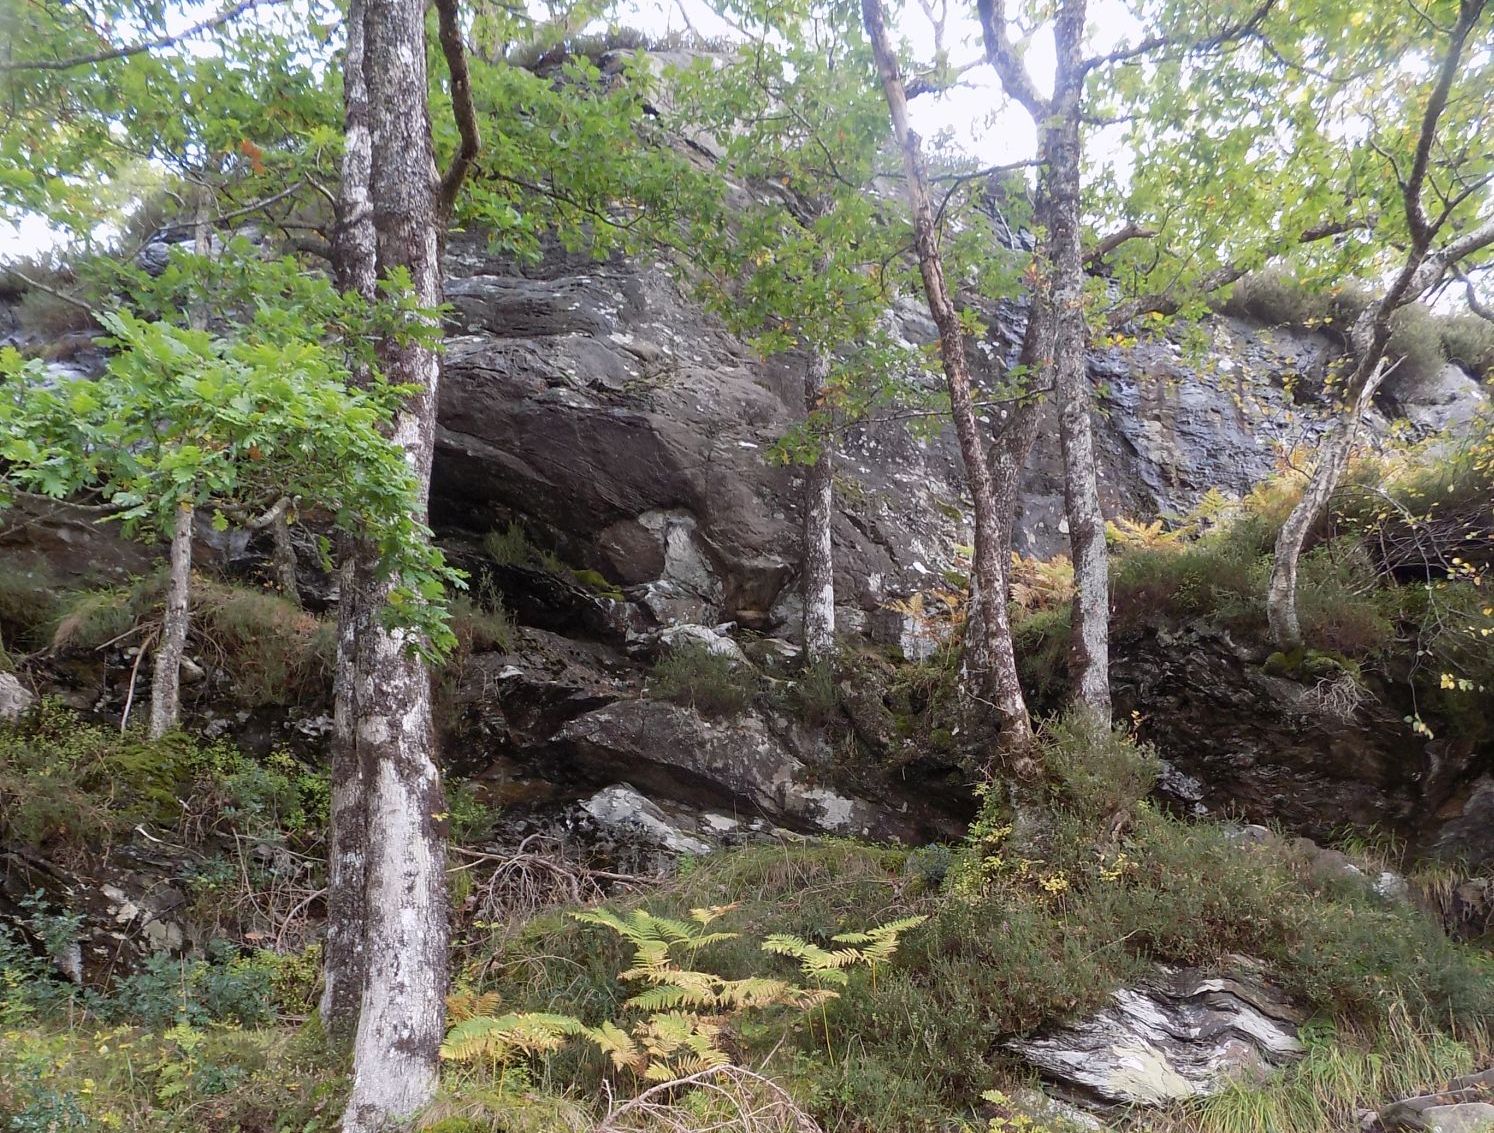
[
  {"x1": 148, "y1": 503, "x2": 193, "y2": 740},
  {"x1": 336, "y1": 0, "x2": 451, "y2": 1124},
  {"x1": 801, "y1": 351, "x2": 836, "y2": 667}
]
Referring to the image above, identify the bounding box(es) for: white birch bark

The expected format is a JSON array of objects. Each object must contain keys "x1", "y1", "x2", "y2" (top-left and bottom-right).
[
  {"x1": 801, "y1": 351, "x2": 836, "y2": 666},
  {"x1": 148, "y1": 505, "x2": 193, "y2": 739}
]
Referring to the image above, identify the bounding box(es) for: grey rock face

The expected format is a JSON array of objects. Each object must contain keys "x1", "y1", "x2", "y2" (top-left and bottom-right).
[
  {"x1": 1010, "y1": 963, "x2": 1304, "y2": 1107},
  {"x1": 556, "y1": 697, "x2": 943, "y2": 842},
  {"x1": 1111, "y1": 627, "x2": 1487, "y2": 860},
  {"x1": 1386, "y1": 362, "x2": 1491, "y2": 438},
  {"x1": 431, "y1": 237, "x2": 1483, "y2": 635}
]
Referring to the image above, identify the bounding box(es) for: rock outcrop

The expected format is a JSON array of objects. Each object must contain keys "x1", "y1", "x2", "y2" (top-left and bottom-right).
[{"x1": 1009, "y1": 962, "x2": 1305, "y2": 1108}]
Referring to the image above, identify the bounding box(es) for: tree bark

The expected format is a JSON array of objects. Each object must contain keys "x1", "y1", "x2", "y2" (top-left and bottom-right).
[
  {"x1": 148, "y1": 504, "x2": 193, "y2": 739},
  {"x1": 321, "y1": 0, "x2": 377, "y2": 1042},
  {"x1": 862, "y1": 0, "x2": 1032, "y2": 755},
  {"x1": 340, "y1": 0, "x2": 450, "y2": 1125},
  {"x1": 269, "y1": 511, "x2": 300, "y2": 604},
  {"x1": 1267, "y1": 357, "x2": 1391, "y2": 651},
  {"x1": 1049, "y1": 0, "x2": 1111, "y2": 719},
  {"x1": 801, "y1": 350, "x2": 836, "y2": 666}
]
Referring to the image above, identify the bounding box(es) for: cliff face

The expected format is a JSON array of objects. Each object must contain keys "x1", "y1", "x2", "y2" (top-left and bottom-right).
[
  {"x1": 429, "y1": 231, "x2": 1488, "y2": 632},
  {"x1": 2, "y1": 229, "x2": 1490, "y2": 866}
]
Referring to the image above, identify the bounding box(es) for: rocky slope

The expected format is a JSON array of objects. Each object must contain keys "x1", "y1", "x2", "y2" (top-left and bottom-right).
[{"x1": 2, "y1": 227, "x2": 1491, "y2": 869}]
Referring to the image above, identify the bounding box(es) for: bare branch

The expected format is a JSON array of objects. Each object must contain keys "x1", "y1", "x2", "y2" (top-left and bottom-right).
[
  {"x1": 1454, "y1": 265, "x2": 1494, "y2": 323},
  {"x1": 1083, "y1": 222, "x2": 1157, "y2": 267},
  {"x1": 1079, "y1": 0, "x2": 1275, "y2": 75},
  {"x1": 975, "y1": 0, "x2": 1048, "y2": 118},
  {"x1": 1, "y1": 0, "x2": 281, "y2": 73},
  {"x1": 435, "y1": 0, "x2": 481, "y2": 226},
  {"x1": 1400, "y1": 0, "x2": 1485, "y2": 244}
]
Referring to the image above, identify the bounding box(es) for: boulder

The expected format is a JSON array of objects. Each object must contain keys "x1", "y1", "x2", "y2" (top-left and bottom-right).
[
  {"x1": 1377, "y1": 1069, "x2": 1494, "y2": 1132},
  {"x1": 556, "y1": 697, "x2": 939, "y2": 841},
  {"x1": 579, "y1": 783, "x2": 717, "y2": 856},
  {"x1": 1112, "y1": 627, "x2": 1485, "y2": 859},
  {"x1": 1009, "y1": 963, "x2": 1304, "y2": 1108}
]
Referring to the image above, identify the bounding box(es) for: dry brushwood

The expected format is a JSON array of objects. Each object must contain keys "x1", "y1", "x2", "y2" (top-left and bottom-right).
[
  {"x1": 452, "y1": 833, "x2": 653, "y2": 932},
  {"x1": 595, "y1": 1065, "x2": 824, "y2": 1133}
]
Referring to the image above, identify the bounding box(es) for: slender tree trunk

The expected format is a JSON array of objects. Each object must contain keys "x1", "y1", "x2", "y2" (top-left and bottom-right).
[
  {"x1": 1264, "y1": 0, "x2": 1490, "y2": 653},
  {"x1": 269, "y1": 512, "x2": 300, "y2": 604},
  {"x1": 863, "y1": 0, "x2": 1031, "y2": 757},
  {"x1": 148, "y1": 505, "x2": 193, "y2": 739},
  {"x1": 1048, "y1": 0, "x2": 1110, "y2": 720},
  {"x1": 322, "y1": 0, "x2": 378, "y2": 1042},
  {"x1": 340, "y1": 0, "x2": 450, "y2": 1125},
  {"x1": 801, "y1": 351, "x2": 836, "y2": 666},
  {"x1": 1268, "y1": 357, "x2": 1392, "y2": 651}
]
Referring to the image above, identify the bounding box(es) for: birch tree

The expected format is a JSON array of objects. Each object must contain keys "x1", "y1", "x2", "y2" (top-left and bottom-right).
[
  {"x1": 862, "y1": 0, "x2": 1036, "y2": 754},
  {"x1": 332, "y1": 0, "x2": 477, "y2": 1126},
  {"x1": 1267, "y1": 0, "x2": 1494, "y2": 651}
]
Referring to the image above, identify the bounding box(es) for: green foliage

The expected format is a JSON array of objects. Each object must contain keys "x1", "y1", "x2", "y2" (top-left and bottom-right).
[
  {"x1": 649, "y1": 643, "x2": 757, "y2": 718},
  {"x1": 104, "y1": 946, "x2": 274, "y2": 1029},
  {"x1": 0, "y1": 558, "x2": 60, "y2": 654},
  {"x1": 792, "y1": 659, "x2": 841, "y2": 728},
  {"x1": 1182, "y1": 1012, "x2": 1485, "y2": 1133},
  {"x1": 1386, "y1": 303, "x2": 1448, "y2": 386},
  {"x1": 0, "y1": 298, "x2": 461, "y2": 660}
]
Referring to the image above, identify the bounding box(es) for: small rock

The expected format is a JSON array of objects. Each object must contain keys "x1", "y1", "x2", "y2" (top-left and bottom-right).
[
  {"x1": 580, "y1": 783, "x2": 713, "y2": 855},
  {"x1": 0, "y1": 671, "x2": 35, "y2": 721}
]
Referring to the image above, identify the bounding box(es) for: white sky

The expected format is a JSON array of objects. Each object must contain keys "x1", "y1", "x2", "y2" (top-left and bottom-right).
[{"x1": 0, "y1": 0, "x2": 1142, "y2": 261}]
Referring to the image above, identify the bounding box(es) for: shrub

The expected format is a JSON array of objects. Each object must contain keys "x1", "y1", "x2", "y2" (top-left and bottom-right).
[
  {"x1": 649, "y1": 643, "x2": 757, "y2": 717},
  {"x1": 0, "y1": 702, "x2": 328, "y2": 854},
  {"x1": 792, "y1": 658, "x2": 841, "y2": 727},
  {"x1": 449, "y1": 589, "x2": 516, "y2": 655},
  {"x1": 0, "y1": 559, "x2": 60, "y2": 653},
  {"x1": 193, "y1": 580, "x2": 335, "y2": 706},
  {"x1": 1224, "y1": 267, "x2": 1328, "y2": 327},
  {"x1": 1386, "y1": 302, "x2": 1447, "y2": 386},
  {"x1": 482, "y1": 521, "x2": 535, "y2": 567},
  {"x1": 98, "y1": 945, "x2": 275, "y2": 1028},
  {"x1": 49, "y1": 576, "x2": 334, "y2": 706},
  {"x1": 1039, "y1": 711, "x2": 1160, "y2": 821},
  {"x1": 1439, "y1": 311, "x2": 1494, "y2": 376},
  {"x1": 49, "y1": 581, "x2": 151, "y2": 653}
]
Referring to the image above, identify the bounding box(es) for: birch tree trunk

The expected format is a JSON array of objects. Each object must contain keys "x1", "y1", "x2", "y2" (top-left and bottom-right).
[
  {"x1": 862, "y1": 0, "x2": 1032, "y2": 756},
  {"x1": 321, "y1": 0, "x2": 378, "y2": 1041},
  {"x1": 1265, "y1": 1, "x2": 1490, "y2": 652},
  {"x1": 1267, "y1": 359, "x2": 1391, "y2": 652},
  {"x1": 340, "y1": 0, "x2": 450, "y2": 1124},
  {"x1": 801, "y1": 351, "x2": 836, "y2": 666},
  {"x1": 1048, "y1": 0, "x2": 1110, "y2": 719},
  {"x1": 148, "y1": 504, "x2": 193, "y2": 739},
  {"x1": 269, "y1": 512, "x2": 300, "y2": 604}
]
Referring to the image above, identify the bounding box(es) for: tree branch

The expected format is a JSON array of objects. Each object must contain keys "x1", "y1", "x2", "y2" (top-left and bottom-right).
[
  {"x1": 1400, "y1": 0, "x2": 1485, "y2": 245},
  {"x1": 1, "y1": 0, "x2": 281, "y2": 73},
  {"x1": 1079, "y1": 0, "x2": 1276, "y2": 75},
  {"x1": 1454, "y1": 265, "x2": 1494, "y2": 323},
  {"x1": 1083, "y1": 222, "x2": 1157, "y2": 267},
  {"x1": 435, "y1": 0, "x2": 481, "y2": 226},
  {"x1": 975, "y1": 0, "x2": 1048, "y2": 118}
]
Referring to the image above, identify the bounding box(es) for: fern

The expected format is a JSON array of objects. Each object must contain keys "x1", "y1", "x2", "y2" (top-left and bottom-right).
[{"x1": 439, "y1": 1011, "x2": 589, "y2": 1062}]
